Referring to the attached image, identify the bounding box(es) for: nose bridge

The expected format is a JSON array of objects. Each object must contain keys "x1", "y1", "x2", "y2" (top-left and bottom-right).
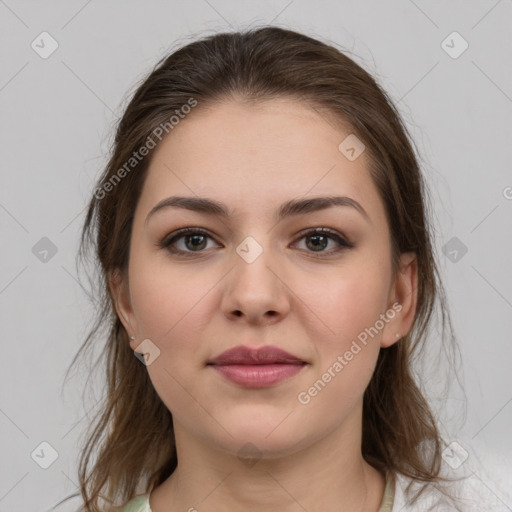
[
  {"x1": 233, "y1": 232, "x2": 278, "y2": 288},
  {"x1": 222, "y1": 231, "x2": 290, "y2": 322}
]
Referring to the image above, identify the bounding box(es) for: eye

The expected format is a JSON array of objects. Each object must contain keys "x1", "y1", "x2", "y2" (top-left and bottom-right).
[
  {"x1": 158, "y1": 228, "x2": 219, "y2": 254},
  {"x1": 293, "y1": 228, "x2": 353, "y2": 255}
]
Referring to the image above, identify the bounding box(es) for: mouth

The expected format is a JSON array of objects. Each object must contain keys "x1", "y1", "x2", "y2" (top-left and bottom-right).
[{"x1": 207, "y1": 345, "x2": 308, "y2": 388}]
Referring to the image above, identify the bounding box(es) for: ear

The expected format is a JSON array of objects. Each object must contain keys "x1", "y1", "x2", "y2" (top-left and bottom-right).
[
  {"x1": 381, "y1": 252, "x2": 418, "y2": 349},
  {"x1": 109, "y1": 268, "x2": 139, "y2": 351}
]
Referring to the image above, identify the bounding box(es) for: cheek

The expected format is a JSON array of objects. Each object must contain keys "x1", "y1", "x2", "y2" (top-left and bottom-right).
[
  {"x1": 129, "y1": 251, "x2": 211, "y2": 340},
  {"x1": 128, "y1": 258, "x2": 214, "y2": 417},
  {"x1": 296, "y1": 273, "x2": 387, "y2": 416},
  {"x1": 293, "y1": 263, "x2": 390, "y2": 410},
  {"x1": 303, "y1": 264, "x2": 389, "y2": 347}
]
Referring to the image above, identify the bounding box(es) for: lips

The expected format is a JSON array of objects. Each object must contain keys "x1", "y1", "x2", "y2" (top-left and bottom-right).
[
  {"x1": 207, "y1": 345, "x2": 307, "y2": 388},
  {"x1": 207, "y1": 345, "x2": 306, "y2": 366}
]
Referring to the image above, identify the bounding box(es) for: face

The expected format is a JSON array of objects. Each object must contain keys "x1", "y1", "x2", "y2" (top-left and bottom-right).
[{"x1": 112, "y1": 97, "x2": 417, "y2": 460}]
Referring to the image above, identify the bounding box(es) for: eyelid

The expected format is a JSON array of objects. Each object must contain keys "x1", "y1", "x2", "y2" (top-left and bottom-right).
[{"x1": 293, "y1": 227, "x2": 351, "y2": 245}]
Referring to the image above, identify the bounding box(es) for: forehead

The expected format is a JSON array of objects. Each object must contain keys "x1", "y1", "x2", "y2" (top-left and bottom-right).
[{"x1": 136, "y1": 98, "x2": 385, "y2": 225}]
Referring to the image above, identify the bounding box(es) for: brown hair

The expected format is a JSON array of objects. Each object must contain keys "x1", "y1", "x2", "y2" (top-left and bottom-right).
[{"x1": 66, "y1": 25, "x2": 465, "y2": 510}]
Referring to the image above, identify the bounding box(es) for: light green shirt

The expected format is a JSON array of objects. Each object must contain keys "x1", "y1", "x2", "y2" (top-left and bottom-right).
[{"x1": 120, "y1": 471, "x2": 395, "y2": 512}]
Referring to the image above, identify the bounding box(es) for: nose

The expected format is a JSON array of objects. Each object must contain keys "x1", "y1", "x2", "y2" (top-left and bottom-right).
[{"x1": 221, "y1": 241, "x2": 291, "y2": 326}]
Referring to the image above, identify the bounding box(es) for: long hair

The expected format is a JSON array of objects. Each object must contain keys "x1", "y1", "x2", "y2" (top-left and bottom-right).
[{"x1": 65, "y1": 25, "x2": 465, "y2": 510}]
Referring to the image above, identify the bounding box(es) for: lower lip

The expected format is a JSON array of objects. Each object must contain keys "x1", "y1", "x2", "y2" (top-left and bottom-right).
[{"x1": 209, "y1": 363, "x2": 306, "y2": 388}]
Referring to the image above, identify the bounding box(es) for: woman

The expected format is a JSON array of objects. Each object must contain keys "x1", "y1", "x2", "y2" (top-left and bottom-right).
[{"x1": 63, "y1": 26, "x2": 477, "y2": 511}]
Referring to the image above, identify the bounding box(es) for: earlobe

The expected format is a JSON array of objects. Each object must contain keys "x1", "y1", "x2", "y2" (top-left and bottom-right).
[
  {"x1": 381, "y1": 252, "x2": 418, "y2": 349},
  {"x1": 109, "y1": 268, "x2": 137, "y2": 347}
]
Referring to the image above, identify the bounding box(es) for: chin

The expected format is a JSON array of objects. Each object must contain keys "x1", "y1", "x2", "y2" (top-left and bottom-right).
[{"x1": 210, "y1": 422, "x2": 311, "y2": 461}]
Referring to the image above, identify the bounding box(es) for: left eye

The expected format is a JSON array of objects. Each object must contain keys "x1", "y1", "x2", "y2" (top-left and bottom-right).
[
  {"x1": 294, "y1": 228, "x2": 352, "y2": 254},
  {"x1": 159, "y1": 228, "x2": 353, "y2": 255}
]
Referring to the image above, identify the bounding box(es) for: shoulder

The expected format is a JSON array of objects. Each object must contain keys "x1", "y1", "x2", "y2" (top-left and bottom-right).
[
  {"x1": 119, "y1": 494, "x2": 152, "y2": 512},
  {"x1": 47, "y1": 493, "x2": 152, "y2": 512},
  {"x1": 45, "y1": 493, "x2": 85, "y2": 512},
  {"x1": 391, "y1": 471, "x2": 512, "y2": 511}
]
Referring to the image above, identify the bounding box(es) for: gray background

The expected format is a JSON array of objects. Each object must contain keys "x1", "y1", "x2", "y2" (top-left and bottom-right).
[{"x1": 1, "y1": 1, "x2": 511, "y2": 510}]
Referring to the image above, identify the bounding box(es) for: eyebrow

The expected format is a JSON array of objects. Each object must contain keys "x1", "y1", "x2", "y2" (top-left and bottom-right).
[{"x1": 145, "y1": 195, "x2": 370, "y2": 225}]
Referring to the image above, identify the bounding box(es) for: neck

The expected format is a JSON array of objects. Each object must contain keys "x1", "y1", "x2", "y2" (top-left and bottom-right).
[{"x1": 150, "y1": 402, "x2": 386, "y2": 512}]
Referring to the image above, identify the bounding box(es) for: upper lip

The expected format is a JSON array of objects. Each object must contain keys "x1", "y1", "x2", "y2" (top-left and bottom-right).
[{"x1": 207, "y1": 345, "x2": 306, "y2": 365}]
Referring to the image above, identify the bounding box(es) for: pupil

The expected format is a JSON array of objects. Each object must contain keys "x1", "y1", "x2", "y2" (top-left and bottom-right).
[
  {"x1": 187, "y1": 234, "x2": 206, "y2": 251},
  {"x1": 307, "y1": 234, "x2": 327, "y2": 251}
]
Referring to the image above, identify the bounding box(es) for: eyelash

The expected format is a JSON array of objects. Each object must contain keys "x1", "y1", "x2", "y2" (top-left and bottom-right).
[{"x1": 157, "y1": 227, "x2": 354, "y2": 257}]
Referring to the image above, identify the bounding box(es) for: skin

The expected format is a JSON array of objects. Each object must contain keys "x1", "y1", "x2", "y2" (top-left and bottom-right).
[{"x1": 111, "y1": 97, "x2": 418, "y2": 512}]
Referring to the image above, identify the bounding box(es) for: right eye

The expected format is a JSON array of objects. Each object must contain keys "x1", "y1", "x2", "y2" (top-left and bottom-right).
[{"x1": 158, "y1": 228, "x2": 221, "y2": 255}]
